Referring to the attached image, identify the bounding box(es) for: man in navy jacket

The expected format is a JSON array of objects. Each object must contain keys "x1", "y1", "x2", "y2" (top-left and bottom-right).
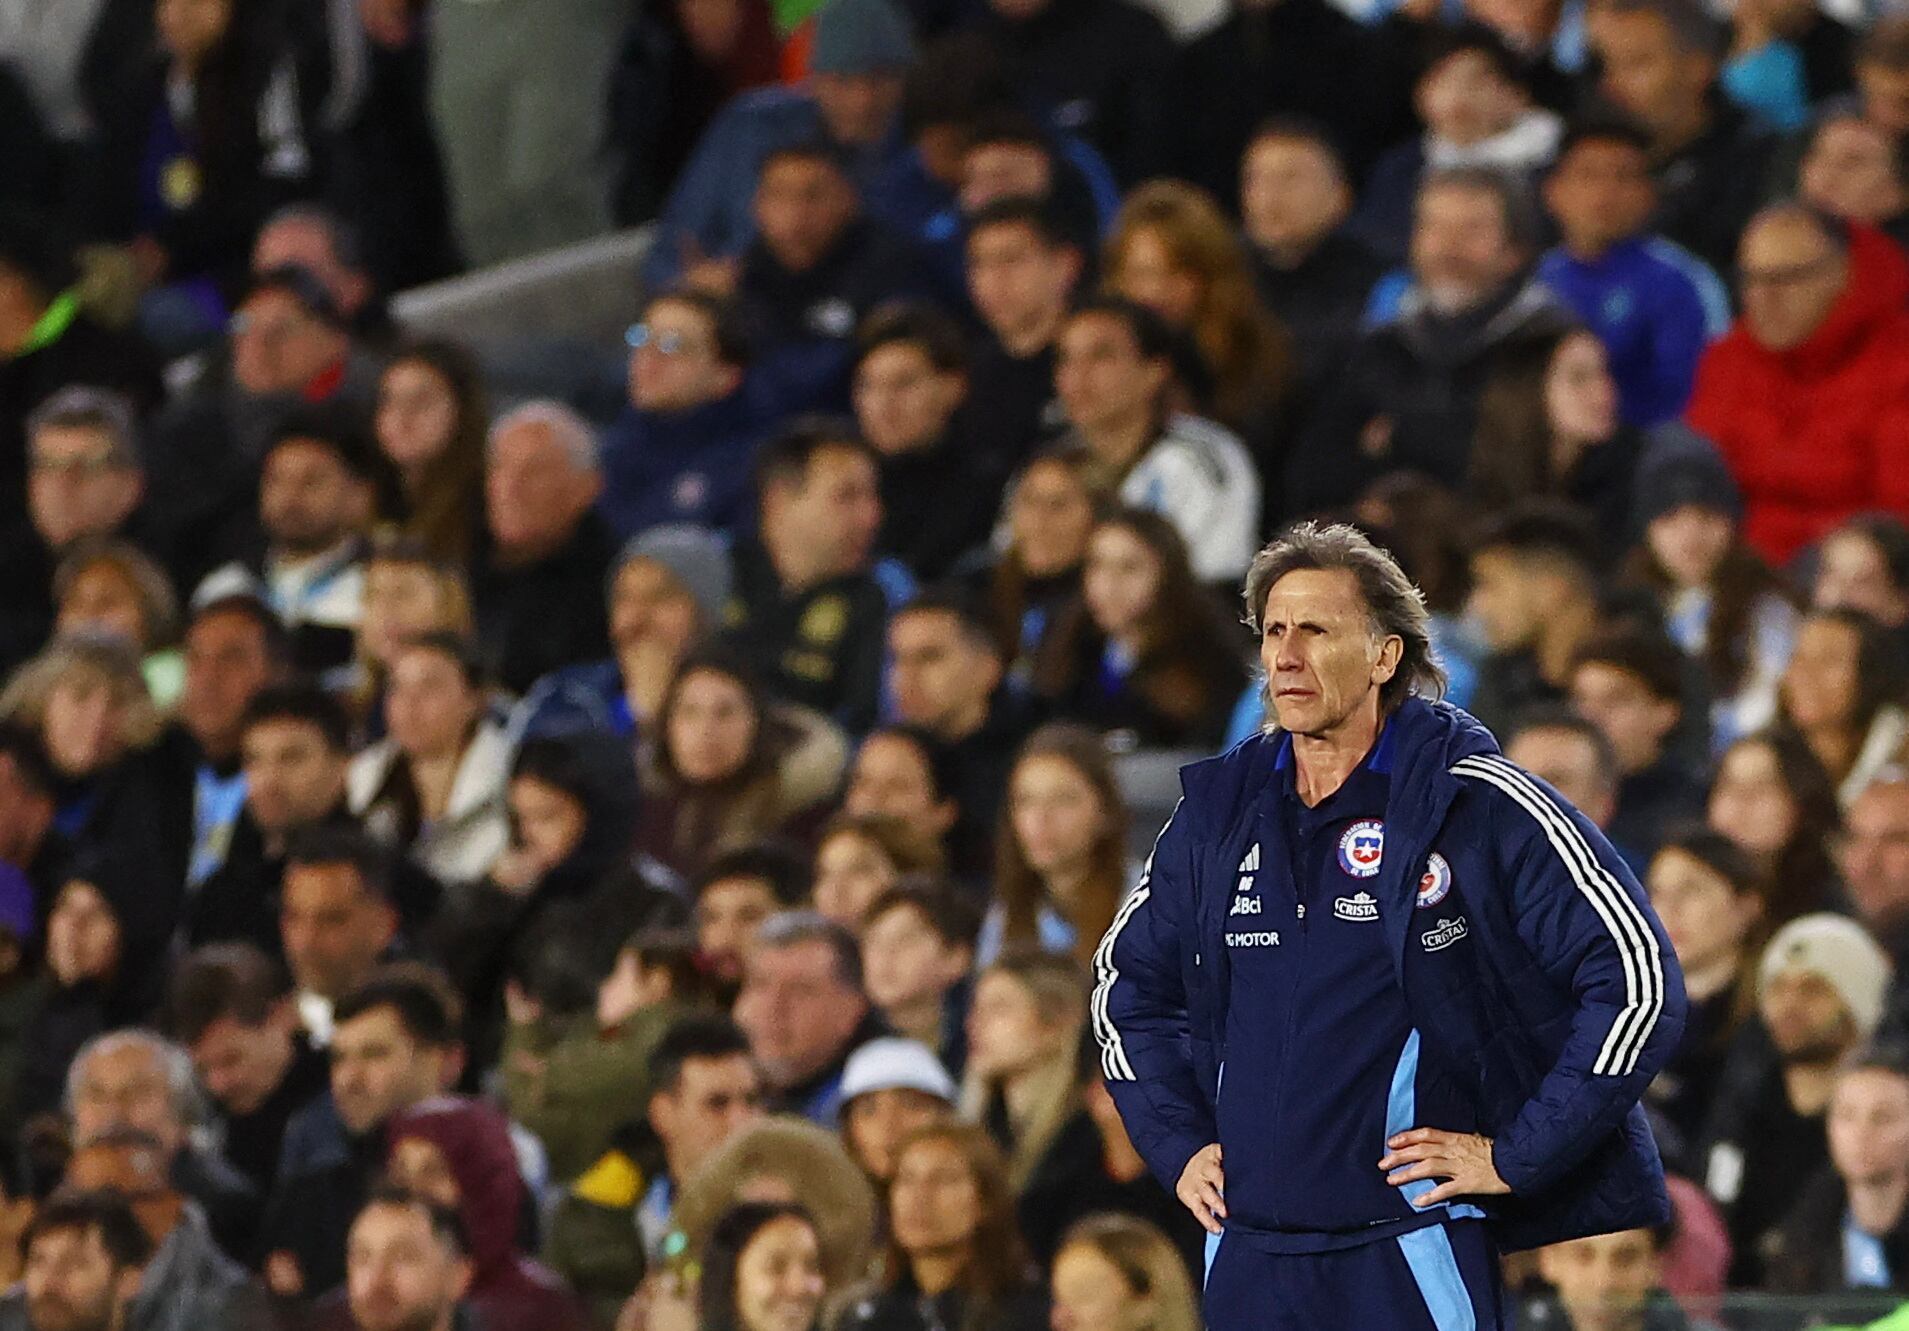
[{"x1": 1093, "y1": 522, "x2": 1685, "y2": 1329}]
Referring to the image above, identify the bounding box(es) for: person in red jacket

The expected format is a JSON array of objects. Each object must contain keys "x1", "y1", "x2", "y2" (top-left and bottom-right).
[{"x1": 1686, "y1": 207, "x2": 1909, "y2": 566}]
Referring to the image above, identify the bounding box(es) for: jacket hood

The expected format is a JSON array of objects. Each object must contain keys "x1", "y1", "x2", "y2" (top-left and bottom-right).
[
  {"x1": 387, "y1": 1096, "x2": 526, "y2": 1281},
  {"x1": 1750, "y1": 223, "x2": 1909, "y2": 379}
]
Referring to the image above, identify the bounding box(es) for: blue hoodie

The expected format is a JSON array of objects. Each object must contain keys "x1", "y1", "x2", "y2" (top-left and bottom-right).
[{"x1": 598, "y1": 388, "x2": 767, "y2": 542}]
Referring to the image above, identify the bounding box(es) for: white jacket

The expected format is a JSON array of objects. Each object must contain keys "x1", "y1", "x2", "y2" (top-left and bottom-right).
[
  {"x1": 348, "y1": 718, "x2": 513, "y2": 886},
  {"x1": 1118, "y1": 412, "x2": 1262, "y2": 582}
]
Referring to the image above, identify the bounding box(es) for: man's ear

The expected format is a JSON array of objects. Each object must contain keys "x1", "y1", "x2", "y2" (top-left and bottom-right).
[{"x1": 1372, "y1": 634, "x2": 1404, "y2": 685}]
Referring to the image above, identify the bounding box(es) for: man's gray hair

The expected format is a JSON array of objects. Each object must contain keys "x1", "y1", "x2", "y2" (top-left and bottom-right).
[
  {"x1": 65, "y1": 1029, "x2": 206, "y2": 1135},
  {"x1": 488, "y1": 400, "x2": 601, "y2": 474},
  {"x1": 756, "y1": 910, "x2": 864, "y2": 994},
  {"x1": 1417, "y1": 165, "x2": 1544, "y2": 253},
  {"x1": 26, "y1": 385, "x2": 141, "y2": 467},
  {"x1": 1244, "y1": 522, "x2": 1447, "y2": 712}
]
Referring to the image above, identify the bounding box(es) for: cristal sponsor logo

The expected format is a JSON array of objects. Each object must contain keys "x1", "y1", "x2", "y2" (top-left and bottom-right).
[
  {"x1": 1229, "y1": 895, "x2": 1262, "y2": 916},
  {"x1": 1421, "y1": 916, "x2": 1469, "y2": 952},
  {"x1": 1333, "y1": 891, "x2": 1379, "y2": 922},
  {"x1": 1226, "y1": 930, "x2": 1281, "y2": 947}
]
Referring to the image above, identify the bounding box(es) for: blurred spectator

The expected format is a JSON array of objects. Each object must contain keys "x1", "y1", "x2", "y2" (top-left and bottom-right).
[
  {"x1": 1687, "y1": 206, "x2": 1909, "y2": 566},
  {"x1": 1288, "y1": 167, "x2": 1572, "y2": 514},
  {"x1": 1052, "y1": 298, "x2": 1259, "y2": 583},
  {"x1": 0, "y1": 1192, "x2": 151, "y2": 1331},
  {"x1": 543, "y1": 1015, "x2": 763, "y2": 1321},
  {"x1": 279, "y1": 826, "x2": 403, "y2": 1045},
  {"x1": 1855, "y1": 19, "x2": 1909, "y2": 143},
  {"x1": 723, "y1": 423, "x2": 890, "y2": 732},
  {"x1": 1569, "y1": 626, "x2": 1707, "y2": 864},
  {"x1": 1103, "y1": 181, "x2": 1293, "y2": 441},
  {"x1": 63, "y1": 1127, "x2": 267, "y2": 1331},
  {"x1": 349, "y1": 633, "x2": 510, "y2": 889},
  {"x1": 834, "y1": 1122, "x2": 1047, "y2": 1331},
  {"x1": 963, "y1": 200, "x2": 1083, "y2": 481},
  {"x1": 372, "y1": 341, "x2": 488, "y2": 566},
  {"x1": 1524, "y1": 1226, "x2": 1692, "y2": 1331},
  {"x1": 264, "y1": 967, "x2": 464, "y2": 1299},
  {"x1": 1538, "y1": 119, "x2": 1728, "y2": 430},
  {"x1": 1503, "y1": 710, "x2": 1621, "y2": 831},
  {"x1": 1706, "y1": 730, "x2": 1843, "y2": 926},
  {"x1": 1775, "y1": 608, "x2": 1909, "y2": 807},
  {"x1": 731, "y1": 142, "x2": 932, "y2": 417},
  {"x1": 1465, "y1": 502, "x2": 1603, "y2": 736},
  {"x1": 1765, "y1": 1044, "x2": 1909, "y2": 1295},
  {"x1": 1035, "y1": 509, "x2": 1248, "y2": 748},
  {"x1": 634, "y1": 649, "x2": 847, "y2": 879},
  {"x1": 383, "y1": 1096, "x2": 587, "y2": 1330},
  {"x1": 690, "y1": 845, "x2": 812, "y2": 991},
  {"x1": 1240, "y1": 121, "x2": 1388, "y2": 403},
  {"x1": 1466, "y1": 327, "x2": 1645, "y2": 547},
  {"x1": 812, "y1": 814, "x2": 945, "y2": 929},
  {"x1": 733, "y1": 912, "x2": 884, "y2": 1123},
  {"x1": 682, "y1": 1201, "x2": 828, "y2": 1331},
  {"x1": 341, "y1": 1190, "x2": 474, "y2": 1331},
  {"x1": 165, "y1": 940, "x2": 327, "y2": 1190},
  {"x1": 52, "y1": 541, "x2": 184, "y2": 707},
  {"x1": 1049, "y1": 1213, "x2": 1200, "y2": 1331},
  {"x1": 973, "y1": 449, "x2": 1096, "y2": 697},
  {"x1": 642, "y1": 0, "x2": 915, "y2": 291},
  {"x1": 1355, "y1": 25, "x2": 1563, "y2": 265},
  {"x1": 250, "y1": 206, "x2": 395, "y2": 345},
  {"x1": 1799, "y1": 111, "x2": 1909, "y2": 251},
  {"x1": 853, "y1": 303, "x2": 996, "y2": 581},
  {"x1": 473, "y1": 403, "x2": 614, "y2": 696},
  {"x1": 860, "y1": 884, "x2": 976, "y2": 1076},
  {"x1": 982, "y1": 724, "x2": 1130, "y2": 967},
  {"x1": 1701, "y1": 913, "x2": 1892, "y2": 1285},
  {"x1": 1816, "y1": 515, "x2": 1909, "y2": 648},
  {"x1": 516, "y1": 524, "x2": 731, "y2": 742},
  {"x1": 1720, "y1": 0, "x2": 1855, "y2": 130},
  {"x1": 342, "y1": 538, "x2": 473, "y2": 743},
  {"x1": 0, "y1": 723, "x2": 63, "y2": 904},
  {"x1": 1591, "y1": 0, "x2": 1776, "y2": 278},
  {"x1": 1628, "y1": 447, "x2": 1798, "y2": 749},
  {"x1": 1641, "y1": 829, "x2": 1768, "y2": 1162},
  {"x1": 601, "y1": 290, "x2": 763, "y2": 542},
  {"x1": 954, "y1": 110, "x2": 1115, "y2": 254},
  {"x1": 838, "y1": 1037, "x2": 958, "y2": 1186},
  {"x1": 1837, "y1": 774, "x2": 1909, "y2": 966}
]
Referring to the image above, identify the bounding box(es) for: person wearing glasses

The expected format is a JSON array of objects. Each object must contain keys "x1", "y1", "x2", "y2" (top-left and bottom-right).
[{"x1": 600, "y1": 288, "x2": 765, "y2": 543}]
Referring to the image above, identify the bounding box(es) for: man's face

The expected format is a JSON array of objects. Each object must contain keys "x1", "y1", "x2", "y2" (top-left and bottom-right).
[
  {"x1": 1505, "y1": 727, "x2": 1614, "y2": 827},
  {"x1": 1410, "y1": 184, "x2": 1521, "y2": 314},
  {"x1": 65, "y1": 1143, "x2": 179, "y2": 1246},
  {"x1": 853, "y1": 342, "x2": 964, "y2": 456},
  {"x1": 649, "y1": 1053, "x2": 764, "y2": 1179},
  {"x1": 1536, "y1": 1230, "x2": 1660, "y2": 1331},
  {"x1": 346, "y1": 1202, "x2": 470, "y2": 1331},
  {"x1": 886, "y1": 610, "x2": 1000, "y2": 740},
  {"x1": 811, "y1": 71, "x2": 902, "y2": 147},
  {"x1": 1054, "y1": 312, "x2": 1167, "y2": 439},
  {"x1": 23, "y1": 1228, "x2": 139, "y2": 1331},
  {"x1": 1544, "y1": 139, "x2": 1655, "y2": 254},
  {"x1": 1416, "y1": 50, "x2": 1522, "y2": 147},
  {"x1": 260, "y1": 440, "x2": 368, "y2": 557},
  {"x1": 1801, "y1": 118, "x2": 1908, "y2": 225},
  {"x1": 1240, "y1": 136, "x2": 1351, "y2": 259},
  {"x1": 252, "y1": 219, "x2": 367, "y2": 318},
  {"x1": 70, "y1": 1045, "x2": 182, "y2": 1153},
  {"x1": 754, "y1": 157, "x2": 857, "y2": 274},
  {"x1": 28, "y1": 426, "x2": 142, "y2": 551},
  {"x1": 629, "y1": 298, "x2": 739, "y2": 414},
  {"x1": 242, "y1": 718, "x2": 345, "y2": 835},
  {"x1": 1830, "y1": 1067, "x2": 1909, "y2": 1189},
  {"x1": 966, "y1": 222, "x2": 1077, "y2": 346},
  {"x1": 330, "y1": 1006, "x2": 439, "y2": 1135},
  {"x1": 1596, "y1": 11, "x2": 1708, "y2": 138},
  {"x1": 695, "y1": 876, "x2": 779, "y2": 983},
  {"x1": 733, "y1": 940, "x2": 867, "y2": 1089},
  {"x1": 280, "y1": 863, "x2": 395, "y2": 1001},
  {"x1": 1738, "y1": 213, "x2": 1849, "y2": 351},
  {"x1": 1569, "y1": 662, "x2": 1679, "y2": 776},
  {"x1": 485, "y1": 422, "x2": 600, "y2": 553},
  {"x1": 1816, "y1": 531, "x2": 1909, "y2": 628},
  {"x1": 1466, "y1": 549, "x2": 1551, "y2": 652},
  {"x1": 1761, "y1": 968, "x2": 1857, "y2": 1063},
  {"x1": 609, "y1": 559, "x2": 702, "y2": 666},
  {"x1": 1258, "y1": 569, "x2": 1398, "y2": 740},
  {"x1": 231, "y1": 290, "x2": 347, "y2": 397},
  {"x1": 189, "y1": 1011, "x2": 294, "y2": 1117},
  {"x1": 862, "y1": 904, "x2": 968, "y2": 1014},
  {"x1": 766, "y1": 445, "x2": 881, "y2": 578},
  {"x1": 960, "y1": 142, "x2": 1052, "y2": 215},
  {"x1": 1857, "y1": 60, "x2": 1909, "y2": 136},
  {"x1": 1838, "y1": 783, "x2": 1909, "y2": 935},
  {"x1": 180, "y1": 609, "x2": 275, "y2": 761}
]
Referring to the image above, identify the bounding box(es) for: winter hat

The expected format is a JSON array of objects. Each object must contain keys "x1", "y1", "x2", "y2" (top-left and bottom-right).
[
  {"x1": 809, "y1": 0, "x2": 916, "y2": 76},
  {"x1": 1758, "y1": 913, "x2": 1894, "y2": 1040},
  {"x1": 838, "y1": 1038, "x2": 957, "y2": 1114},
  {"x1": 1635, "y1": 432, "x2": 1742, "y2": 528},
  {"x1": 613, "y1": 525, "x2": 734, "y2": 625}
]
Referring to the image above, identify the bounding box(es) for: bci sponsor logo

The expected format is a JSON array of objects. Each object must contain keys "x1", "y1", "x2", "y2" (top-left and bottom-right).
[{"x1": 1229, "y1": 895, "x2": 1262, "y2": 916}]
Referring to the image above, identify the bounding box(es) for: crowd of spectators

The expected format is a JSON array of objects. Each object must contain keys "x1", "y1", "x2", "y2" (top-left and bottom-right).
[{"x1": 7, "y1": 0, "x2": 1909, "y2": 1326}]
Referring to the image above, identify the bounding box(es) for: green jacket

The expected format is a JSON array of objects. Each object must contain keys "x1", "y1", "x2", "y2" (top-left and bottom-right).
[
  {"x1": 543, "y1": 1140, "x2": 657, "y2": 1330},
  {"x1": 502, "y1": 1001, "x2": 684, "y2": 1183}
]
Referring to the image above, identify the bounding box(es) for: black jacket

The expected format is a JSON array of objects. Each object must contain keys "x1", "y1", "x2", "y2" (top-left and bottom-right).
[
  {"x1": 874, "y1": 429, "x2": 1000, "y2": 582},
  {"x1": 472, "y1": 514, "x2": 616, "y2": 697},
  {"x1": 833, "y1": 1273, "x2": 1048, "y2": 1331},
  {"x1": 1650, "y1": 101, "x2": 1777, "y2": 280},
  {"x1": 216, "y1": 1034, "x2": 329, "y2": 1195},
  {"x1": 722, "y1": 539, "x2": 890, "y2": 735}
]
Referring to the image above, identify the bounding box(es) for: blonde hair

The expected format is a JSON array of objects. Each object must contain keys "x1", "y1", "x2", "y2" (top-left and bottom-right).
[
  {"x1": 53, "y1": 537, "x2": 182, "y2": 649},
  {"x1": 0, "y1": 632, "x2": 162, "y2": 755},
  {"x1": 1056, "y1": 1214, "x2": 1201, "y2": 1331},
  {"x1": 964, "y1": 949, "x2": 1089, "y2": 1192}
]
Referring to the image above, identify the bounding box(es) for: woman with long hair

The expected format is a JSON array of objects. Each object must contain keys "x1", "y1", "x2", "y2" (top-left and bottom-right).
[
  {"x1": 374, "y1": 340, "x2": 491, "y2": 564},
  {"x1": 696, "y1": 1202, "x2": 828, "y2": 1331},
  {"x1": 983, "y1": 724, "x2": 1130, "y2": 966},
  {"x1": 1036, "y1": 509, "x2": 1248, "y2": 748},
  {"x1": 1050, "y1": 1214, "x2": 1202, "y2": 1331},
  {"x1": 1706, "y1": 730, "x2": 1843, "y2": 925},
  {"x1": 974, "y1": 449, "x2": 1100, "y2": 698},
  {"x1": 1775, "y1": 607, "x2": 1909, "y2": 806},
  {"x1": 1103, "y1": 180, "x2": 1294, "y2": 435},
  {"x1": 835, "y1": 1122, "x2": 1047, "y2": 1331},
  {"x1": 635, "y1": 647, "x2": 847, "y2": 878},
  {"x1": 812, "y1": 812, "x2": 946, "y2": 931}
]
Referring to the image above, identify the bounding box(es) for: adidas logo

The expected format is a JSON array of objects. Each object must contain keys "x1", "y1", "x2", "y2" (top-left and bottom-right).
[{"x1": 1239, "y1": 845, "x2": 1260, "y2": 872}]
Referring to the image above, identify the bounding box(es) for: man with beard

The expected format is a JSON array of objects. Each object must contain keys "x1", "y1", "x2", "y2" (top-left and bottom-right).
[
  {"x1": 1700, "y1": 914, "x2": 1894, "y2": 1286},
  {"x1": 0, "y1": 1192, "x2": 151, "y2": 1331},
  {"x1": 343, "y1": 1191, "x2": 473, "y2": 1331}
]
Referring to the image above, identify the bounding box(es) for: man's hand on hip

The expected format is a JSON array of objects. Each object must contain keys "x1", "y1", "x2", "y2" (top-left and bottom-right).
[
  {"x1": 1177, "y1": 1143, "x2": 1226, "y2": 1234},
  {"x1": 1379, "y1": 1129, "x2": 1511, "y2": 1207}
]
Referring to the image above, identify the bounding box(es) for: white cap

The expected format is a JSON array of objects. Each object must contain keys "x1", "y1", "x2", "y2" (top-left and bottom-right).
[
  {"x1": 1758, "y1": 913, "x2": 1895, "y2": 1041},
  {"x1": 838, "y1": 1038, "x2": 957, "y2": 1113}
]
